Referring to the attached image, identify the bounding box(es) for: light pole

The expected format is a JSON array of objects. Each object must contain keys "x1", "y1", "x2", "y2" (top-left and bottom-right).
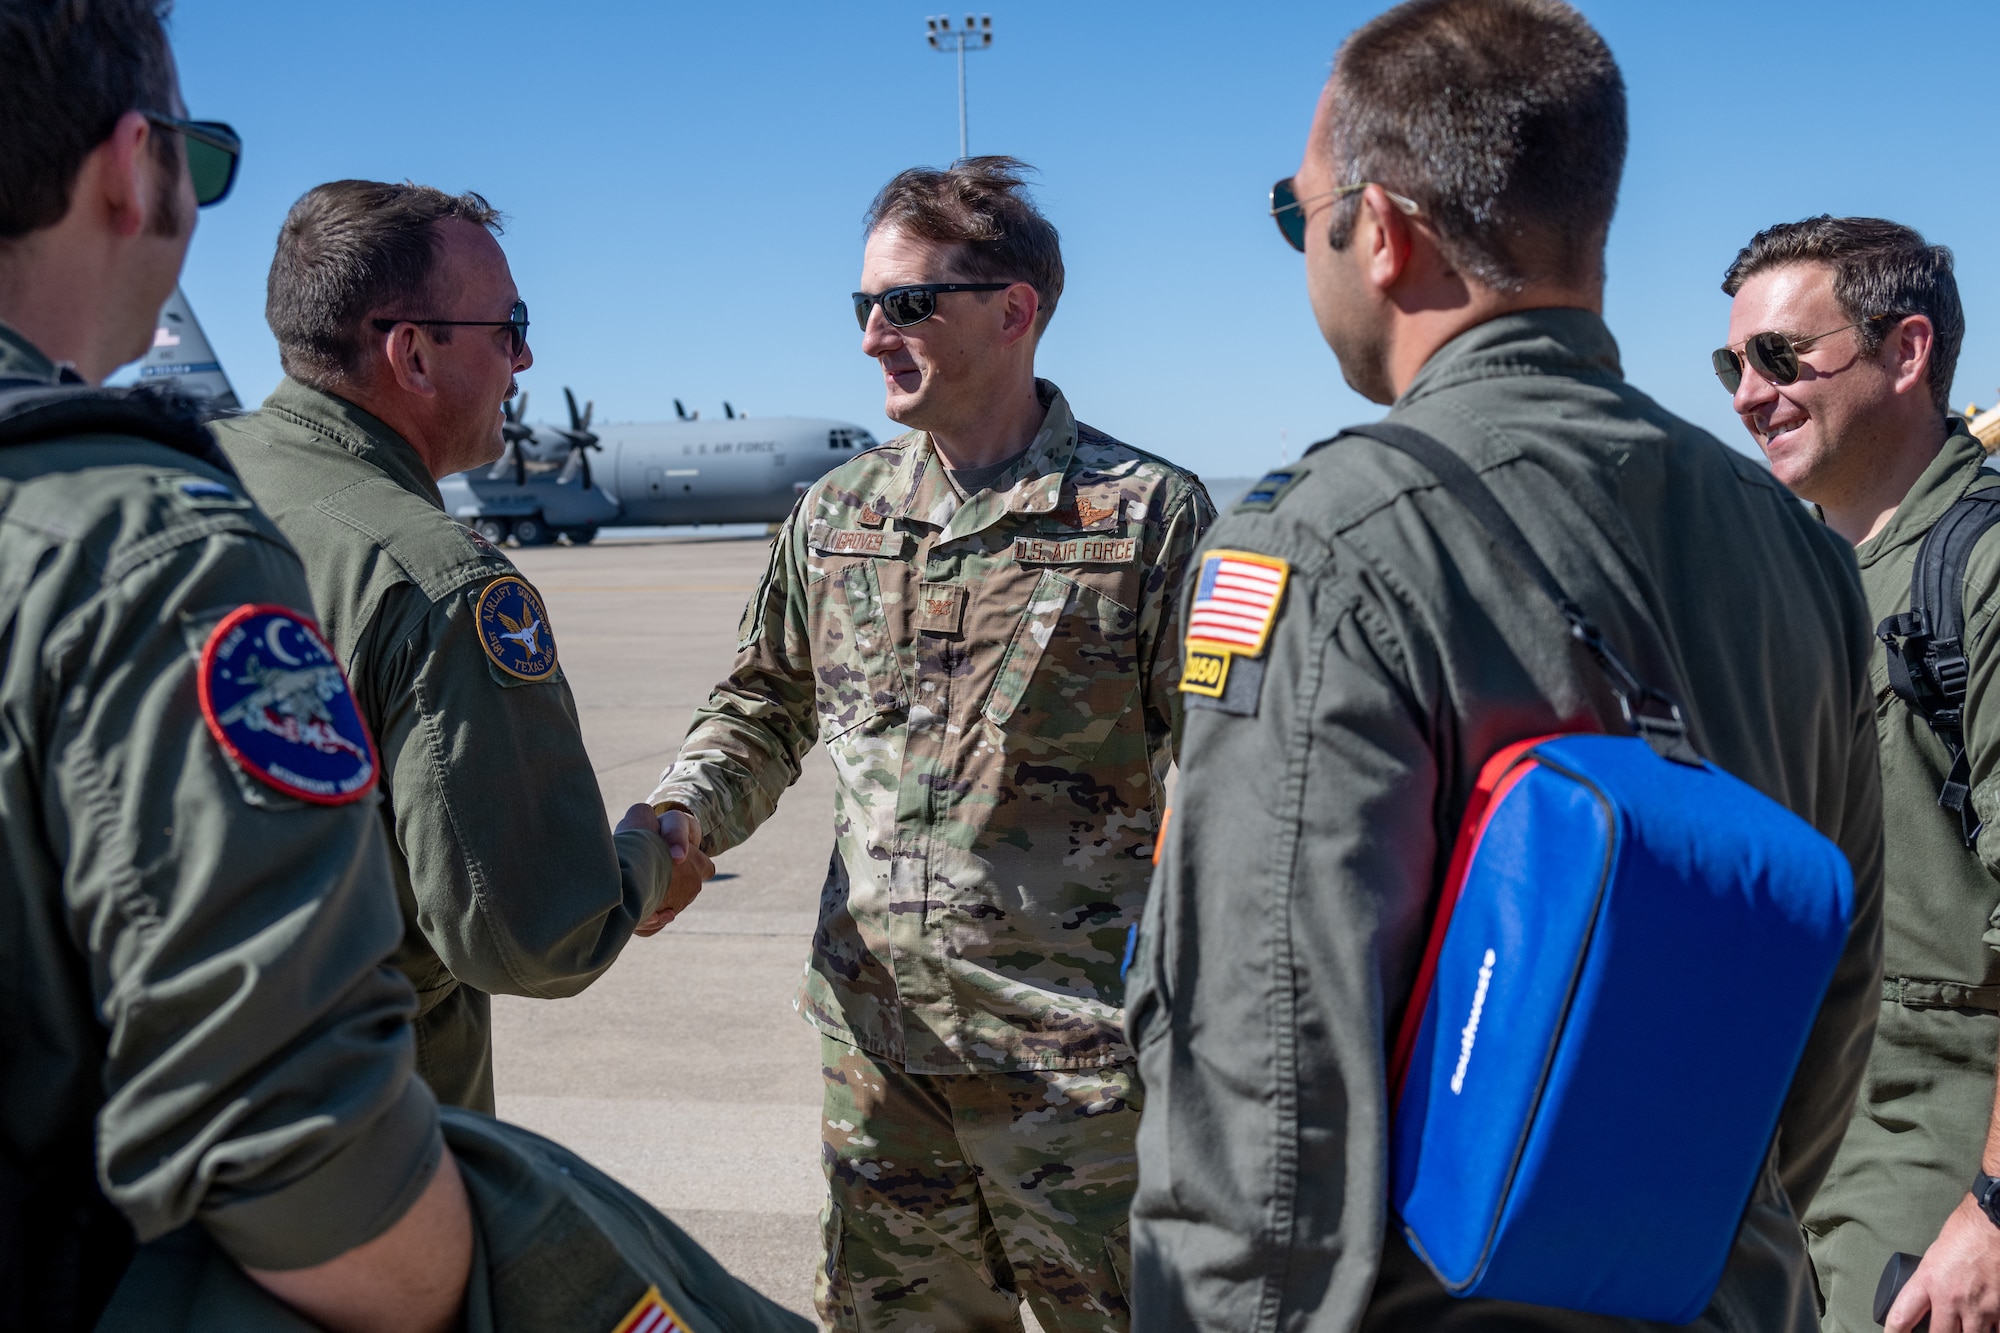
[{"x1": 926, "y1": 14, "x2": 992, "y2": 161}]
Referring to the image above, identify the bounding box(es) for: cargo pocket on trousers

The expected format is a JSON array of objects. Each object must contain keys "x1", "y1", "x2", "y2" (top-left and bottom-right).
[
  {"x1": 983, "y1": 569, "x2": 1138, "y2": 761},
  {"x1": 817, "y1": 1199, "x2": 859, "y2": 1332}
]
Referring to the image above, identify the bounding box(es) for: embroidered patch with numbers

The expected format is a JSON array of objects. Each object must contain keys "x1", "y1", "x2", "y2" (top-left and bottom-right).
[
  {"x1": 475, "y1": 576, "x2": 559, "y2": 681},
  {"x1": 608, "y1": 1286, "x2": 690, "y2": 1333},
  {"x1": 1180, "y1": 645, "x2": 1233, "y2": 697},
  {"x1": 1013, "y1": 535, "x2": 1137, "y2": 565},
  {"x1": 1186, "y1": 550, "x2": 1289, "y2": 657},
  {"x1": 913, "y1": 582, "x2": 967, "y2": 634},
  {"x1": 198, "y1": 604, "x2": 377, "y2": 804}
]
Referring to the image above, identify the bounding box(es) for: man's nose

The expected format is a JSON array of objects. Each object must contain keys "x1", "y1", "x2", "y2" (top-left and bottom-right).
[
  {"x1": 860, "y1": 305, "x2": 901, "y2": 357},
  {"x1": 515, "y1": 339, "x2": 534, "y2": 373},
  {"x1": 1731, "y1": 357, "x2": 1778, "y2": 419}
]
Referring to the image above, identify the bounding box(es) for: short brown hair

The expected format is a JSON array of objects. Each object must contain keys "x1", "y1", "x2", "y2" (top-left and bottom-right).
[
  {"x1": 0, "y1": 0, "x2": 180, "y2": 241},
  {"x1": 1323, "y1": 0, "x2": 1625, "y2": 292},
  {"x1": 266, "y1": 180, "x2": 503, "y2": 389},
  {"x1": 1720, "y1": 217, "x2": 1963, "y2": 418},
  {"x1": 864, "y1": 156, "x2": 1064, "y2": 335}
]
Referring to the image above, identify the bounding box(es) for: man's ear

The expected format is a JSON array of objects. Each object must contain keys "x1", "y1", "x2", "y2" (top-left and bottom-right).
[
  {"x1": 84, "y1": 111, "x2": 154, "y2": 240},
  {"x1": 1886, "y1": 314, "x2": 1936, "y2": 400},
  {"x1": 997, "y1": 282, "x2": 1040, "y2": 347},
  {"x1": 380, "y1": 324, "x2": 439, "y2": 398},
  {"x1": 1358, "y1": 184, "x2": 1415, "y2": 294}
]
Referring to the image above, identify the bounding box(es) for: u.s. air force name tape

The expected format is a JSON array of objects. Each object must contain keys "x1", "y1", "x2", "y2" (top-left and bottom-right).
[
  {"x1": 1181, "y1": 549, "x2": 1289, "y2": 716},
  {"x1": 198, "y1": 604, "x2": 377, "y2": 804},
  {"x1": 476, "y1": 575, "x2": 559, "y2": 681},
  {"x1": 1013, "y1": 535, "x2": 1137, "y2": 565}
]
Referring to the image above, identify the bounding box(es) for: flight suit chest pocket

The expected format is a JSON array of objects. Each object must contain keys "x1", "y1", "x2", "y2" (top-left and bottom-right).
[
  {"x1": 815, "y1": 561, "x2": 907, "y2": 740},
  {"x1": 983, "y1": 569, "x2": 1140, "y2": 761}
]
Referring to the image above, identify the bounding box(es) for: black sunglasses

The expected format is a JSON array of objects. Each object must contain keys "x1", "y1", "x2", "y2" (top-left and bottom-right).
[
  {"x1": 1711, "y1": 316, "x2": 1890, "y2": 393},
  {"x1": 1269, "y1": 176, "x2": 1420, "y2": 252},
  {"x1": 143, "y1": 113, "x2": 241, "y2": 207},
  {"x1": 852, "y1": 283, "x2": 1010, "y2": 331},
  {"x1": 373, "y1": 299, "x2": 531, "y2": 357}
]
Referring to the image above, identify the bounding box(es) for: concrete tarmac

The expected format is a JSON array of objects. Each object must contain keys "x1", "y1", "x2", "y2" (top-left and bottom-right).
[{"x1": 491, "y1": 531, "x2": 1058, "y2": 1330}]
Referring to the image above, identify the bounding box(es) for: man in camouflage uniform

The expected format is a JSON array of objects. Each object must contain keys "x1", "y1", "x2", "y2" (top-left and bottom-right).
[
  {"x1": 1718, "y1": 219, "x2": 2000, "y2": 1333},
  {"x1": 652, "y1": 158, "x2": 1213, "y2": 1332},
  {"x1": 214, "y1": 181, "x2": 705, "y2": 1114}
]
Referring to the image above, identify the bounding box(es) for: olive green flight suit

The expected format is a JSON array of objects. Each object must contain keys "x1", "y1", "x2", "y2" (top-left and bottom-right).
[
  {"x1": 1804, "y1": 424, "x2": 2000, "y2": 1333},
  {"x1": 0, "y1": 323, "x2": 443, "y2": 1326},
  {"x1": 214, "y1": 379, "x2": 672, "y2": 1112},
  {"x1": 1128, "y1": 309, "x2": 1886, "y2": 1332}
]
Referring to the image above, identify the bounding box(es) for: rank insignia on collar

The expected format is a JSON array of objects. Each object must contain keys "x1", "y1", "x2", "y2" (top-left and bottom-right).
[
  {"x1": 476, "y1": 575, "x2": 559, "y2": 681},
  {"x1": 609, "y1": 1286, "x2": 690, "y2": 1333},
  {"x1": 199, "y1": 604, "x2": 377, "y2": 804}
]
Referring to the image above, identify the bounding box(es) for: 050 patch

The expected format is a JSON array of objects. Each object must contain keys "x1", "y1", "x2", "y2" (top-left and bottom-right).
[
  {"x1": 1180, "y1": 645, "x2": 1232, "y2": 697},
  {"x1": 476, "y1": 575, "x2": 559, "y2": 681},
  {"x1": 198, "y1": 604, "x2": 377, "y2": 804},
  {"x1": 609, "y1": 1286, "x2": 690, "y2": 1333}
]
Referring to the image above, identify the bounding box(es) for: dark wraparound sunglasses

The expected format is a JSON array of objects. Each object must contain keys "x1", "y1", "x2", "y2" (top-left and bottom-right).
[
  {"x1": 143, "y1": 113, "x2": 241, "y2": 207},
  {"x1": 1269, "y1": 176, "x2": 1419, "y2": 252},
  {"x1": 1711, "y1": 316, "x2": 1891, "y2": 393},
  {"x1": 853, "y1": 283, "x2": 1010, "y2": 331},
  {"x1": 373, "y1": 299, "x2": 531, "y2": 357}
]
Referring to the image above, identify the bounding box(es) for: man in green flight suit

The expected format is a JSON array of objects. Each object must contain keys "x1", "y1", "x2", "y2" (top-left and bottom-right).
[
  {"x1": 651, "y1": 157, "x2": 1214, "y2": 1332},
  {"x1": 0, "y1": 2, "x2": 473, "y2": 1327},
  {"x1": 214, "y1": 181, "x2": 708, "y2": 1114},
  {"x1": 1718, "y1": 218, "x2": 2000, "y2": 1333},
  {"x1": 1127, "y1": 2, "x2": 1885, "y2": 1330}
]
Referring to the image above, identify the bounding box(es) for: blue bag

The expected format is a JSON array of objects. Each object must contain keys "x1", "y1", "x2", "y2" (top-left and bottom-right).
[{"x1": 1345, "y1": 424, "x2": 1856, "y2": 1322}]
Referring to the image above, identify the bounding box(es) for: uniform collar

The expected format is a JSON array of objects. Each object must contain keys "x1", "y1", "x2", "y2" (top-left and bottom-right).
[
  {"x1": 1855, "y1": 421, "x2": 1988, "y2": 568},
  {"x1": 1396, "y1": 307, "x2": 1625, "y2": 408},
  {"x1": 894, "y1": 378, "x2": 1077, "y2": 543},
  {"x1": 261, "y1": 375, "x2": 446, "y2": 507},
  {"x1": 0, "y1": 320, "x2": 83, "y2": 386}
]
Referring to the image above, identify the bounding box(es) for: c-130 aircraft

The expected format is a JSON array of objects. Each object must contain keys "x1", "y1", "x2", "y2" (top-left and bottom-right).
[{"x1": 139, "y1": 288, "x2": 880, "y2": 545}]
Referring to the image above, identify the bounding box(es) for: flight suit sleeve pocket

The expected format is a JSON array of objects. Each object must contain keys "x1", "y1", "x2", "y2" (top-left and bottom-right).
[
  {"x1": 814, "y1": 562, "x2": 905, "y2": 742},
  {"x1": 983, "y1": 569, "x2": 1139, "y2": 761}
]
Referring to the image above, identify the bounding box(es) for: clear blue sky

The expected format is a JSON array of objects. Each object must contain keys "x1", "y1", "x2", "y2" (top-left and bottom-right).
[{"x1": 165, "y1": 0, "x2": 2000, "y2": 480}]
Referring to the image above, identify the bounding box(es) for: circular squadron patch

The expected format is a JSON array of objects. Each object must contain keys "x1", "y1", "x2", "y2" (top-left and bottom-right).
[
  {"x1": 198, "y1": 604, "x2": 377, "y2": 804},
  {"x1": 475, "y1": 575, "x2": 558, "y2": 680}
]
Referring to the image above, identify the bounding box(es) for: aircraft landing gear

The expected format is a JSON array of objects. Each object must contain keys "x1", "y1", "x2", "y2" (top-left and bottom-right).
[
  {"x1": 472, "y1": 517, "x2": 510, "y2": 546},
  {"x1": 560, "y1": 526, "x2": 599, "y2": 546},
  {"x1": 510, "y1": 515, "x2": 555, "y2": 547}
]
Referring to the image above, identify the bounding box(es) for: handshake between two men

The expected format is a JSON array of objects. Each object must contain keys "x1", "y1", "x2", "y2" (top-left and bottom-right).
[{"x1": 620, "y1": 804, "x2": 714, "y2": 937}]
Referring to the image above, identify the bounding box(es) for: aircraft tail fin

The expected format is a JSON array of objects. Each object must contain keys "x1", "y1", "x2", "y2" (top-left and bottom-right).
[{"x1": 140, "y1": 287, "x2": 241, "y2": 413}]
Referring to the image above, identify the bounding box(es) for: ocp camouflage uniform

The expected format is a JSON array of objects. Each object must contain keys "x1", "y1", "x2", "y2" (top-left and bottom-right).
[{"x1": 651, "y1": 380, "x2": 1213, "y2": 1332}]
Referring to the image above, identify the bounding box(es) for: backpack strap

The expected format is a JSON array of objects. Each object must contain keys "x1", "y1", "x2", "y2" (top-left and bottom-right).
[
  {"x1": 1877, "y1": 489, "x2": 2000, "y2": 845},
  {"x1": 0, "y1": 381, "x2": 235, "y2": 475},
  {"x1": 1327, "y1": 421, "x2": 1701, "y2": 764}
]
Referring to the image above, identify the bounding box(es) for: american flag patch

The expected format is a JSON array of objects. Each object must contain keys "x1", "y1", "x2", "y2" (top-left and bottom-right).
[
  {"x1": 610, "y1": 1286, "x2": 688, "y2": 1333},
  {"x1": 1187, "y1": 550, "x2": 1290, "y2": 657}
]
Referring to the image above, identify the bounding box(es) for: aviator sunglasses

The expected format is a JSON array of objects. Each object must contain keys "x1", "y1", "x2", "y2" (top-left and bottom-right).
[
  {"x1": 1270, "y1": 176, "x2": 1420, "y2": 252},
  {"x1": 852, "y1": 283, "x2": 1011, "y2": 331},
  {"x1": 373, "y1": 299, "x2": 531, "y2": 358},
  {"x1": 142, "y1": 113, "x2": 241, "y2": 207},
  {"x1": 1710, "y1": 315, "x2": 1891, "y2": 393}
]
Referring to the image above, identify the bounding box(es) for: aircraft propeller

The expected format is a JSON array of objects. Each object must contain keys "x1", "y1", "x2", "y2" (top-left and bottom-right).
[{"x1": 555, "y1": 386, "x2": 602, "y2": 488}]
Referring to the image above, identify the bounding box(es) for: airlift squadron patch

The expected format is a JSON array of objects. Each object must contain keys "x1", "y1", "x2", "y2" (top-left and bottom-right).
[
  {"x1": 1181, "y1": 549, "x2": 1290, "y2": 715},
  {"x1": 198, "y1": 604, "x2": 377, "y2": 804},
  {"x1": 476, "y1": 575, "x2": 559, "y2": 681}
]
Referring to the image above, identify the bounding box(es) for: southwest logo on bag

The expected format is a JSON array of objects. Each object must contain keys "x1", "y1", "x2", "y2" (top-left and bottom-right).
[
  {"x1": 476, "y1": 575, "x2": 559, "y2": 680},
  {"x1": 1186, "y1": 549, "x2": 1290, "y2": 659},
  {"x1": 609, "y1": 1286, "x2": 689, "y2": 1333},
  {"x1": 198, "y1": 604, "x2": 377, "y2": 804}
]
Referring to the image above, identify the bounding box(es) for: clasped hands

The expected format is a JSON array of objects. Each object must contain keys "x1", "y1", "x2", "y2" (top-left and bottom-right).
[{"x1": 617, "y1": 803, "x2": 712, "y2": 937}]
